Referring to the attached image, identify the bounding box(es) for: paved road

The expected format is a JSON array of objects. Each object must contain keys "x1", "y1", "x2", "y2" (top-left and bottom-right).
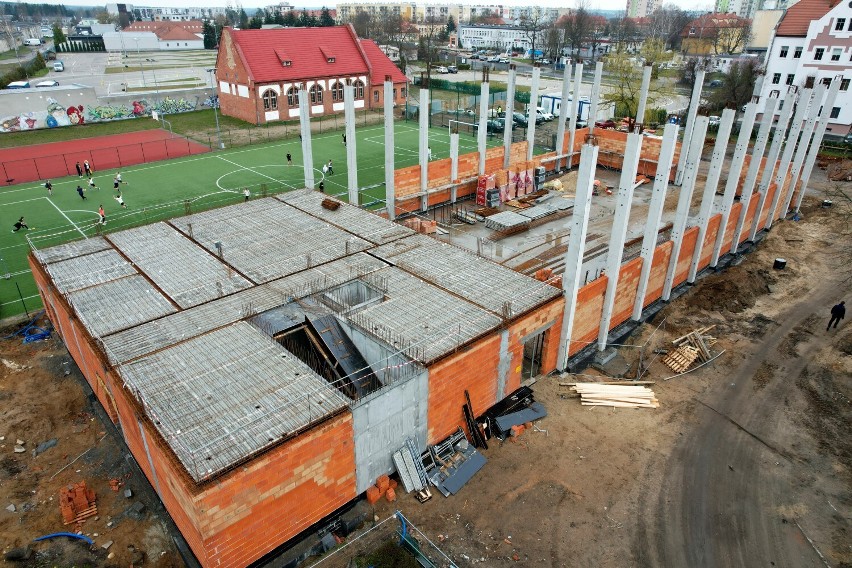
[{"x1": 635, "y1": 274, "x2": 840, "y2": 567}]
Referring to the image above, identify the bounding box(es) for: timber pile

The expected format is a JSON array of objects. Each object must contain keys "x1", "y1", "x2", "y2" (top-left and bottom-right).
[
  {"x1": 569, "y1": 384, "x2": 659, "y2": 408},
  {"x1": 663, "y1": 326, "x2": 716, "y2": 372}
]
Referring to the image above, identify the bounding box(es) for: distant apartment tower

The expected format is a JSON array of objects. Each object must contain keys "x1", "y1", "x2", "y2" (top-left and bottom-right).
[
  {"x1": 714, "y1": 0, "x2": 790, "y2": 19},
  {"x1": 626, "y1": 0, "x2": 658, "y2": 19},
  {"x1": 107, "y1": 3, "x2": 226, "y2": 21}
]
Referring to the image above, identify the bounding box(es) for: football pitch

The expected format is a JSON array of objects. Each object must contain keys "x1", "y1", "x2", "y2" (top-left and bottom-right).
[{"x1": 0, "y1": 120, "x2": 502, "y2": 318}]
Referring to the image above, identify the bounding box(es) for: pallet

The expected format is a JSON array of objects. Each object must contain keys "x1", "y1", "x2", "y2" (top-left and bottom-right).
[
  {"x1": 662, "y1": 345, "x2": 700, "y2": 373},
  {"x1": 63, "y1": 504, "x2": 98, "y2": 525}
]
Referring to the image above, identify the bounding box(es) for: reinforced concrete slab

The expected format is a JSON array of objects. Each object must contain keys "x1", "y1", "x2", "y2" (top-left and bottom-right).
[
  {"x1": 118, "y1": 321, "x2": 347, "y2": 482},
  {"x1": 46, "y1": 249, "x2": 136, "y2": 294},
  {"x1": 34, "y1": 236, "x2": 112, "y2": 265}
]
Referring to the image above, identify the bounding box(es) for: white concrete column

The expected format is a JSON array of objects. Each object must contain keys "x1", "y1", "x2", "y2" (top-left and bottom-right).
[
  {"x1": 526, "y1": 66, "x2": 541, "y2": 161},
  {"x1": 632, "y1": 122, "x2": 679, "y2": 320},
  {"x1": 749, "y1": 87, "x2": 798, "y2": 241},
  {"x1": 298, "y1": 87, "x2": 314, "y2": 189},
  {"x1": 731, "y1": 94, "x2": 778, "y2": 251},
  {"x1": 795, "y1": 76, "x2": 842, "y2": 212},
  {"x1": 567, "y1": 63, "x2": 583, "y2": 168},
  {"x1": 597, "y1": 132, "x2": 643, "y2": 350},
  {"x1": 450, "y1": 131, "x2": 459, "y2": 202},
  {"x1": 635, "y1": 65, "x2": 653, "y2": 129},
  {"x1": 419, "y1": 87, "x2": 429, "y2": 211},
  {"x1": 586, "y1": 62, "x2": 604, "y2": 136},
  {"x1": 662, "y1": 115, "x2": 709, "y2": 301},
  {"x1": 555, "y1": 63, "x2": 572, "y2": 170},
  {"x1": 711, "y1": 101, "x2": 759, "y2": 267},
  {"x1": 384, "y1": 79, "x2": 395, "y2": 219},
  {"x1": 675, "y1": 69, "x2": 705, "y2": 185},
  {"x1": 478, "y1": 80, "x2": 490, "y2": 175},
  {"x1": 766, "y1": 87, "x2": 811, "y2": 229},
  {"x1": 344, "y1": 84, "x2": 358, "y2": 206},
  {"x1": 782, "y1": 83, "x2": 825, "y2": 216},
  {"x1": 557, "y1": 142, "x2": 600, "y2": 370},
  {"x1": 502, "y1": 65, "x2": 517, "y2": 169},
  {"x1": 688, "y1": 108, "x2": 735, "y2": 282}
]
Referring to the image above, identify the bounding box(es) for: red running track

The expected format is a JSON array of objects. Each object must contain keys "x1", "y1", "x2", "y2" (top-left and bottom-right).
[{"x1": 0, "y1": 129, "x2": 210, "y2": 185}]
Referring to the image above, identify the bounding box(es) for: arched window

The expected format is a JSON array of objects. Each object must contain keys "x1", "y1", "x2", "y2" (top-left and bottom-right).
[
  {"x1": 287, "y1": 86, "x2": 298, "y2": 107},
  {"x1": 310, "y1": 84, "x2": 323, "y2": 104},
  {"x1": 262, "y1": 89, "x2": 278, "y2": 111},
  {"x1": 331, "y1": 81, "x2": 343, "y2": 102},
  {"x1": 353, "y1": 79, "x2": 365, "y2": 99}
]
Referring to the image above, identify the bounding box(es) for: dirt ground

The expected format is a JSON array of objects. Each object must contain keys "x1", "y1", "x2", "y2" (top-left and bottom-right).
[{"x1": 1, "y1": 174, "x2": 849, "y2": 567}]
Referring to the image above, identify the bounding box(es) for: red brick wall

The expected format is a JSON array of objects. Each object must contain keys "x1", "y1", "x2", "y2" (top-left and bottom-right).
[
  {"x1": 426, "y1": 297, "x2": 564, "y2": 444},
  {"x1": 645, "y1": 241, "x2": 673, "y2": 307},
  {"x1": 568, "y1": 277, "x2": 607, "y2": 356},
  {"x1": 721, "y1": 203, "x2": 742, "y2": 253},
  {"x1": 611, "y1": 257, "x2": 643, "y2": 329},
  {"x1": 673, "y1": 226, "x2": 699, "y2": 287},
  {"x1": 740, "y1": 193, "x2": 760, "y2": 244},
  {"x1": 698, "y1": 214, "x2": 722, "y2": 270},
  {"x1": 758, "y1": 183, "x2": 777, "y2": 228}
]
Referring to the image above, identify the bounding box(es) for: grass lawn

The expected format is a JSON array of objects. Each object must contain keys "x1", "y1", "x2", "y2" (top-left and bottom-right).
[{"x1": 0, "y1": 119, "x2": 503, "y2": 318}]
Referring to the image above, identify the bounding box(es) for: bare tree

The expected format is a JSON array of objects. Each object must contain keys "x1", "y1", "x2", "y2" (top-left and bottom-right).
[
  {"x1": 646, "y1": 6, "x2": 692, "y2": 50},
  {"x1": 709, "y1": 59, "x2": 762, "y2": 112},
  {"x1": 711, "y1": 19, "x2": 751, "y2": 55},
  {"x1": 602, "y1": 52, "x2": 665, "y2": 123},
  {"x1": 562, "y1": 2, "x2": 592, "y2": 62},
  {"x1": 518, "y1": 7, "x2": 550, "y2": 63},
  {"x1": 609, "y1": 13, "x2": 638, "y2": 54}
]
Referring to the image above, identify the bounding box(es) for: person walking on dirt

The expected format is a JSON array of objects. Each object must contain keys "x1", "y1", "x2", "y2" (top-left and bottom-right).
[
  {"x1": 75, "y1": 161, "x2": 83, "y2": 178},
  {"x1": 98, "y1": 205, "x2": 106, "y2": 226},
  {"x1": 287, "y1": 152, "x2": 292, "y2": 166},
  {"x1": 114, "y1": 193, "x2": 126, "y2": 209},
  {"x1": 77, "y1": 185, "x2": 87, "y2": 200},
  {"x1": 827, "y1": 301, "x2": 845, "y2": 331},
  {"x1": 12, "y1": 217, "x2": 28, "y2": 232},
  {"x1": 44, "y1": 180, "x2": 52, "y2": 196},
  {"x1": 84, "y1": 160, "x2": 92, "y2": 177}
]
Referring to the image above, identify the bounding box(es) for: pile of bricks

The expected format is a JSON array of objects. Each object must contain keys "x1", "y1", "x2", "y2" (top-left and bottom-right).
[
  {"x1": 401, "y1": 218, "x2": 437, "y2": 234},
  {"x1": 365, "y1": 474, "x2": 399, "y2": 504},
  {"x1": 510, "y1": 421, "x2": 534, "y2": 440},
  {"x1": 533, "y1": 268, "x2": 562, "y2": 289},
  {"x1": 59, "y1": 481, "x2": 97, "y2": 525}
]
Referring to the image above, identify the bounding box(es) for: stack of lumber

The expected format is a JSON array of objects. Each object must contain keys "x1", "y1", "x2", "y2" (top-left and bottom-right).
[
  {"x1": 569, "y1": 384, "x2": 659, "y2": 408},
  {"x1": 663, "y1": 325, "x2": 717, "y2": 372}
]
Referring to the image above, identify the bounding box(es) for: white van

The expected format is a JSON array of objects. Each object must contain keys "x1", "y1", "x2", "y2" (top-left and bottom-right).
[
  {"x1": 53, "y1": 61, "x2": 65, "y2": 72},
  {"x1": 24, "y1": 38, "x2": 42, "y2": 46}
]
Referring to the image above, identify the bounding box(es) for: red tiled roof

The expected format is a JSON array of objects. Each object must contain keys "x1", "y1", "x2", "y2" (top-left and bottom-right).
[
  {"x1": 359, "y1": 39, "x2": 407, "y2": 84},
  {"x1": 681, "y1": 12, "x2": 751, "y2": 38},
  {"x1": 775, "y1": 0, "x2": 838, "y2": 36},
  {"x1": 126, "y1": 20, "x2": 203, "y2": 35},
  {"x1": 158, "y1": 27, "x2": 201, "y2": 41},
  {"x1": 229, "y1": 26, "x2": 370, "y2": 84}
]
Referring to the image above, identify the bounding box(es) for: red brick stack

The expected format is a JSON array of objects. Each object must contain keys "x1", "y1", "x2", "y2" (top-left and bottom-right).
[{"x1": 59, "y1": 481, "x2": 97, "y2": 525}]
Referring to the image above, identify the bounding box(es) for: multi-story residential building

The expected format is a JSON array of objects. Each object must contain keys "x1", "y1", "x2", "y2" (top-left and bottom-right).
[
  {"x1": 458, "y1": 23, "x2": 544, "y2": 52},
  {"x1": 760, "y1": 0, "x2": 852, "y2": 135},
  {"x1": 626, "y1": 0, "x2": 659, "y2": 20},
  {"x1": 715, "y1": 0, "x2": 792, "y2": 20},
  {"x1": 106, "y1": 4, "x2": 226, "y2": 22},
  {"x1": 336, "y1": 3, "x2": 565, "y2": 26}
]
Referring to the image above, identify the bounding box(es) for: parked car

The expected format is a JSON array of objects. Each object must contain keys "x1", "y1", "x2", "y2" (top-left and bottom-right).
[
  {"x1": 708, "y1": 115, "x2": 721, "y2": 126},
  {"x1": 498, "y1": 57, "x2": 510, "y2": 64},
  {"x1": 24, "y1": 38, "x2": 42, "y2": 46},
  {"x1": 512, "y1": 112, "x2": 528, "y2": 127},
  {"x1": 526, "y1": 110, "x2": 544, "y2": 125},
  {"x1": 488, "y1": 55, "x2": 501, "y2": 62},
  {"x1": 35, "y1": 80, "x2": 59, "y2": 87},
  {"x1": 6, "y1": 81, "x2": 30, "y2": 89},
  {"x1": 435, "y1": 65, "x2": 449, "y2": 73},
  {"x1": 595, "y1": 119, "x2": 617, "y2": 129},
  {"x1": 540, "y1": 58, "x2": 552, "y2": 65},
  {"x1": 537, "y1": 107, "x2": 554, "y2": 121},
  {"x1": 708, "y1": 79, "x2": 723, "y2": 88},
  {"x1": 447, "y1": 65, "x2": 458, "y2": 73},
  {"x1": 53, "y1": 61, "x2": 64, "y2": 72}
]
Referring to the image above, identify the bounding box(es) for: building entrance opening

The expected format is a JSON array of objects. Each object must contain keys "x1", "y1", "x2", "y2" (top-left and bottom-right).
[{"x1": 522, "y1": 330, "x2": 547, "y2": 380}]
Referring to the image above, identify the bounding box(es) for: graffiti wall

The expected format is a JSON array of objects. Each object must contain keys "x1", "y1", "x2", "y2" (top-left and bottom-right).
[{"x1": 0, "y1": 86, "x2": 215, "y2": 133}]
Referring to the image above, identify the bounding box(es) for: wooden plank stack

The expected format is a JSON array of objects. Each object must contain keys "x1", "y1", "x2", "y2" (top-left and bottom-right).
[
  {"x1": 569, "y1": 384, "x2": 659, "y2": 408},
  {"x1": 663, "y1": 326, "x2": 717, "y2": 372}
]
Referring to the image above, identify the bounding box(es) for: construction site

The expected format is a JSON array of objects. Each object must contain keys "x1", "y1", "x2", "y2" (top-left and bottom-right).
[{"x1": 1, "y1": 62, "x2": 850, "y2": 567}]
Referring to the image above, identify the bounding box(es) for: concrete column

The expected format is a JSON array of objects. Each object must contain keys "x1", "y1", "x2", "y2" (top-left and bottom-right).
[
  {"x1": 526, "y1": 66, "x2": 541, "y2": 161},
  {"x1": 675, "y1": 70, "x2": 705, "y2": 185},
  {"x1": 749, "y1": 88, "x2": 798, "y2": 241},
  {"x1": 635, "y1": 65, "x2": 653, "y2": 128},
  {"x1": 450, "y1": 131, "x2": 459, "y2": 202},
  {"x1": 557, "y1": 142, "x2": 600, "y2": 370},
  {"x1": 298, "y1": 87, "x2": 314, "y2": 189},
  {"x1": 555, "y1": 63, "x2": 572, "y2": 170},
  {"x1": 794, "y1": 76, "x2": 842, "y2": 212},
  {"x1": 585, "y1": 62, "x2": 604, "y2": 136},
  {"x1": 663, "y1": 115, "x2": 709, "y2": 301},
  {"x1": 597, "y1": 132, "x2": 643, "y2": 350},
  {"x1": 688, "y1": 108, "x2": 735, "y2": 282},
  {"x1": 632, "y1": 122, "x2": 679, "y2": 320},
  {"x1": 419, "y1": 88, "x2": 429, "y2": 211},
  {"x1": 711, "y1": 102, "x2": 759, "y2": 267},
  {"x1": 782, "y1": 83, "x2": 825, "y2": 216},
  {"x1": 567, "y1": 63, "x2": 584, "y2": 168},
  {"x1": 478, "y1": 80, "x2": 490, "y2": 174},
  {"x1": 383, "y1": 79, "x2": 395, "y2": 219},
  {"x1": 766, "y1": 87, "x2": 812, "y2": 229},
  {"x1": 731, "y1": 94, "x2": 779, "y2": 251},
  {"x1": 344, "y1": 84, "x2": 358, "y2": 206},
  {"x1": 503, "y1": 65, "x2": 517, "y2": 169}
]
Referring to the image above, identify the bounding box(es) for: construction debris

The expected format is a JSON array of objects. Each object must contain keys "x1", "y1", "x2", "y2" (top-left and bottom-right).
[
  {"x1": 59, "y1": 481, "x2": 97, "y2": 525},
  {"x1": 569, "y1": 384, "x2": 659, "y2": 408},
  {"x1": 663, "y1": 326, "x2": 717, "y2": 372}
]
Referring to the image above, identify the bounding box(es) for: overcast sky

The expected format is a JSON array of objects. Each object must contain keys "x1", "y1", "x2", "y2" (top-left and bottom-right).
[{"x1": 54, "y1": 0, "x2": 713, "y2": 13}]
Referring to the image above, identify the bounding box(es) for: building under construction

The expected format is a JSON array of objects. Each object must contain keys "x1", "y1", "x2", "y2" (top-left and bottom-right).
[{"x1": 29, "y1": 190, "x2": 564, "y2": 567}]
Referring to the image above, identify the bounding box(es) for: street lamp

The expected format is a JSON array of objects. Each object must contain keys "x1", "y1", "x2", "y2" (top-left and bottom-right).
[
  {"x1": 207, "y1": 67, "x2": 224, "y2": 149},
  {"x1": 133, "y1": 37, "x2": 146, "y2": 88}
]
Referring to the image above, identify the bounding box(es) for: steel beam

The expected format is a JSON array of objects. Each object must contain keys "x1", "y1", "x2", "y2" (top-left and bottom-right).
[
  {"x1": 663, "y1": 115, "x2": 709, "y2": 301},
  {"x1": 567, "y1": 63, "x2": 583, "y2": 168},
  {"x1": 795, "y1": 76, "x2": 842, "y2": 212},
  {"x1": 688, "y1": 108, "x2": 735, "y2": 282},
  {"x1": 597, "y1": 132, "x2": 643, "y2": 350},
  {"x1": 502, "y1": 65, "x2": 517, "y2": 169},
  {"x1": 384, "y1": 79, "x2": 395, "y2": 219},
  {"x1": 526, "y1": 66, "x2": 541, "y2": 160},
  {"x1": 557, "y1": 142, "x2": 600, "y2": 370},
  {"x1": 478, "y1": 80, "x2": 490, "y2": 174},
  {"x1": 419, "y1": 88, "x2": 429, "y2": 211},
  {"x1": 675, "y1": 70, "x2": 705, "y2": 185},
  {"x1": 555, "y1": 63, "x2": 572, "y2": 170},
  {"x1": 633, "y1": 122, "x2": 679, "y2": 320},
  {"x1": 298, "y1": 87, "x2": 314, "y2": 189},
  {"x1": 782, "y1": 83, "x2": 825, "y2": 216}
]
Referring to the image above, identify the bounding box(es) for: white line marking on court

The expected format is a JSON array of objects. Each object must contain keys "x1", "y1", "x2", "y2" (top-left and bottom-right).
[
  {"x1": 1, "y1": 294, "x2": 39, "y2": 307},
  {"x1": 215, "y1": 155, "x2": 289, "y2": 187},
  {"x1": 45, "y1": 197, "x2": 87, "y2": 239}
]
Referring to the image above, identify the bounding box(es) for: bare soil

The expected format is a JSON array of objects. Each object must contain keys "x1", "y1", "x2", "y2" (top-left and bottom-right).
[{"x1": 2, "y1": 177, "x2": 849, "y2": 567}]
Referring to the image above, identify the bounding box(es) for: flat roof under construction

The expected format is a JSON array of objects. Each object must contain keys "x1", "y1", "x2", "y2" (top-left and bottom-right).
[{"x1": 34, "y1": 190, "x2": 560, "y2": 482}]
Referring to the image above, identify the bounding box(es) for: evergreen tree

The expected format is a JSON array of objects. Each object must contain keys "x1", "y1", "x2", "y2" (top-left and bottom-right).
[
  {"x1": 202, "y1": 20, "x2": 216, "y2": 49},
  {"x1": 52, "y1": 24, "x2": 66, "y2": 47},
  {"x1": 319, "y1": 7, "x2": 335, "y2": 27},
  {"x1": 239, "y1": 9, "x2": 249, "y2": 29},
  {"x1": 249, "y1": 14, "x2": 263, "y2": 29},
  {"x1": 446, "y1": 15, "x2": 456, "y2": 34},
  {"x1": 278, "y1": 11, "x2": 290, "y2": 26}
]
